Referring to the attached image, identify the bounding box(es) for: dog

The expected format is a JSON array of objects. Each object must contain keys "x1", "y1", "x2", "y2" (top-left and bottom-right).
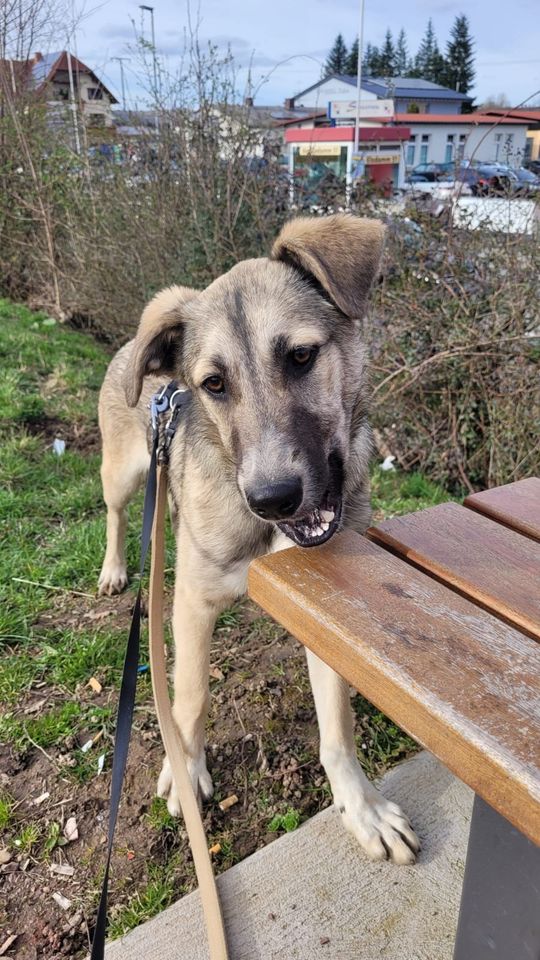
[{"x1": 97, "y1": 213, "x2": 420, "y2": 866}]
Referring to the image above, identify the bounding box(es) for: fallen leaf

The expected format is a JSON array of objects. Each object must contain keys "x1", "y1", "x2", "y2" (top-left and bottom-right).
[
  {"x1": 126, "y1": 851, "x2": 135, "y2": 861},
  {"x1": 209, "y1": 666, "x2": 224, "y2": 681},
  {"x1": 50, "y1": 863, "x2": 75, "y2": 877},
  {"x1": 218, "y1": 794, "x2": 238, "y2": 812},
  {"x1": 87, "y1": 677, "x2": 102, "y2": 694},
  {"x1": 24, "y1": 698, "x2": 46, "y2": 714},
  {"x1": 0, "y1": 850, "x2": 11, "y2": 865},
  {"x1": 63, "y1": 817, "x2": 78, "y2": 843},
  {"x1": 52, "y1": 892, "x2": 72, "y2": 911}
]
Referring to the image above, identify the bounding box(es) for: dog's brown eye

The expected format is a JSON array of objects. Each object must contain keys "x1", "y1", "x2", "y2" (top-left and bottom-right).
[
  {"x1": 289, "y1": 346, "x2": 319, "y2": 373},
  {"x1": 292, "y1": 347, "x2": 312, "y2": 365},
  {"x1": 202, "y1": 375, "x2": 225, "y2": 395}
]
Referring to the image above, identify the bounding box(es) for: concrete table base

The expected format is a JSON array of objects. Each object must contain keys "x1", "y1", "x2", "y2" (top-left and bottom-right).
[{"x1": 106, "y1": 752, "x2": 473, "y2": 960}]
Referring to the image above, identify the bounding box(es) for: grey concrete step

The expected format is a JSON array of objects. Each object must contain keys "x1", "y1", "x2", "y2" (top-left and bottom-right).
[{"x1": 106, "y1": 752, "x2": 472, "y2": 960}]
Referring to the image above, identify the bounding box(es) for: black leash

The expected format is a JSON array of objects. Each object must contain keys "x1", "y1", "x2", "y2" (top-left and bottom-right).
[{"x1": 91, "y1": 381, "x2": 191, "y2": 960}]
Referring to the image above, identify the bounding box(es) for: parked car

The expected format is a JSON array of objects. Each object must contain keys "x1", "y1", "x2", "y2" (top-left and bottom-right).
[
  {"x1": 408, "y1": 162, "x2": 454, "y2": 182},
  {"x1": 449, "y1": 164, "x2": 520, "y2": 196},
  {"x1": 511, "y1": 166, "x2": 540, "y2": 194},
  {"x1": 524, "y1": 159, "x2": 540, "y2": 176}
]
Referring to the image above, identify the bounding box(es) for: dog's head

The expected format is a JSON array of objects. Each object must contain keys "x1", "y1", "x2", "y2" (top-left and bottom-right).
[{"x1": 125, "y1": 214, "x2": 384, "y2": 546}]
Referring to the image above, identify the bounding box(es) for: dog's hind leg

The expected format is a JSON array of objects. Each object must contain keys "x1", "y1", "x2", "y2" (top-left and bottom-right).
[
  {"x1": 98, "y1": 435, "x2": 150, "y2": 596},
  {"x1": 306, "y1": 650, "x2": 420, "y2": 865},
  {"x1": 157, "y1": 580, "x2": 225, "y2": 814}
]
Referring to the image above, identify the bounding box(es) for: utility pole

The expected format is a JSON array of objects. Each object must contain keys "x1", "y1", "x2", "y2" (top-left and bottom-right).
[
  {"x1": 353, "y1": 0, "x2": 366, "y2": 156},
  {"x1": 112, "y1": 57, "x2": 129, "y2": 112},
  {"x1": 66, "y1": 49, "x2": 81, "y2": 155}
]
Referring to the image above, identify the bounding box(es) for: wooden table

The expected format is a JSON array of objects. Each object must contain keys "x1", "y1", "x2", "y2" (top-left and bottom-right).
[{"x1": 248, "y1": 477, "x2": 540, "y2": 960}]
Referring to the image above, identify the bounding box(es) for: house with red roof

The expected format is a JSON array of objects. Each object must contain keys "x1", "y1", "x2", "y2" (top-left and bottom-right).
[{"x1": 0, "y1": 50, "x2": 118, "y2": 128}]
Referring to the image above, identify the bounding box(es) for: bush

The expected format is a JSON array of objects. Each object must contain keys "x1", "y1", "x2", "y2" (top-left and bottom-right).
[
  {"x1": 1, "y1": 39, "x2": 538, "y2": 490},
  {"x1": 369, "y1": 212, "x2": 539, "y2": 490}
]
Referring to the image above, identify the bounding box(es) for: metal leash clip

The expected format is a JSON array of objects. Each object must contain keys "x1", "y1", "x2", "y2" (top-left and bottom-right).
[{"x1": 150, "y1": 381, "x2": 192, "y2": 464}]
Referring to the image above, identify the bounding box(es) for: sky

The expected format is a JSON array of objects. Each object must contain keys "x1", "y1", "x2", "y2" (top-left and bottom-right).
[{"x1": 58, "y1": 0, "x2": 540, "y2": 109}]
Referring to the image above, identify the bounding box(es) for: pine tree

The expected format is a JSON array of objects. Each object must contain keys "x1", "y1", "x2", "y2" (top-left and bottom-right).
[
  {"x1": 378, "y1": 28, "x2": 396, "y2": 76},
  {"x1": 394, "y1": 29, "x2": 409, "y2": 75},
  {"x1": 345, "y1": 38, "x2": 359, "y2": 76},
  {"x1": 425, "y1": 37, "x2": 446, "y2": 83},
  {"x1": 413, "y1": 19, "x2": 437, "y2": 78},
  {"x1": 362, "y1": 43, "x2": 381, "y2": 77},
  {"x1": 324, "y1": 34, "x2": 349, "y2": 76},
  {"x1": 444, "y1": 14, "x2": 475, "y2": 94}
]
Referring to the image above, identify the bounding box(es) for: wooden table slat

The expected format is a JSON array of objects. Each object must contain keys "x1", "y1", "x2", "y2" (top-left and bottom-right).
[
  {"x1": 367, "y1": 501, "x2": 540, "y2": 641},
  {"x1": 464, "y1": 477, "x2": 540, "y2": 542},
  {"x1": 248, "y1": 531, "x2": 540, "y2": 846}
]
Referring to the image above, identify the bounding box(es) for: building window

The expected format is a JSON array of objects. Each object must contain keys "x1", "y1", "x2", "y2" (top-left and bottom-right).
[
  {"x1": 445, "y1": 134, "x2": 454, "y2": 164},
  {"x1": 88, "y1": 113, "x2": 105, "y2": 126},
  {"x1": 406, "y1": 135, "x2": 416, "y2": 166},
  {"x1": 87, "y1": 87, "x2": 103, "y2": 100},
  {"x1": 457, "y1": 134, "x2": 467, "y2": 160},
  {"x1": 420, "y1": 134, "x2": 430, "y2": 164},
  {"x1": 494, "y1": 133, "x2": 502, "y2": 161}
]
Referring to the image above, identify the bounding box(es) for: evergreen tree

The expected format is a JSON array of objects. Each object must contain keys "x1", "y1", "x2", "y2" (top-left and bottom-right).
[
  {"x1": 394, "y1": 29, "x2": 409, "y2": 75},
  {"x1": 378, "y1": 28, "x2": 396, "y2": 75},
  {"x1": 362, "y1": 43, "x2": 381, "y2": 77},
  {"x1": 444, "y1": 14, "x2": 475, "y2": 93},
  {"x1": 425, "y1": 37, "x2": 447, "y2": 83},
  {"x1": 324, "y1": 34, "x2": 349, "y2": 76},
  {"x1": 413, "y1": 19, "x2": 437, "y2": 78},
  {"x1": 345, "y1": 38, "x2": 359, "y2": 76}
]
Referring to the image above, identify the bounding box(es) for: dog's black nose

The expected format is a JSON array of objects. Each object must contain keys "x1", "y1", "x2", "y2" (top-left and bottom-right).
[{"x1": 246, "y1": 478, "x2": 303, "y2": 521}]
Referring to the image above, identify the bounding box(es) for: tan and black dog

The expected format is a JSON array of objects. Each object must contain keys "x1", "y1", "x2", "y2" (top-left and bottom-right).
[{"x1": 97, "y1": 214, "x2": 420, "y2": 865}]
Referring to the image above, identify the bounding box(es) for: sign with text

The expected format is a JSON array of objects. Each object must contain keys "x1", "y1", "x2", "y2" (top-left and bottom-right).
[
  {"x1": 298, "y1": 144, "x2": 342, "y2": 157},
  {"x1": 329, "y1": 98, "x2": 394, "y2": 120}
]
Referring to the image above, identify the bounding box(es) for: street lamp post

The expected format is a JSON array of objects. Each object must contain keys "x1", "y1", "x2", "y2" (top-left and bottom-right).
[{"x1": 139, "y1": 4, "x2": 159, "y2": 128}]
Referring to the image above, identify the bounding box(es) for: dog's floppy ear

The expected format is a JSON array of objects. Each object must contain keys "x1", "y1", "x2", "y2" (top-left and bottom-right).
[
  {"x1": 124, "y1": 285, "x2": 197, "y2": 407},
  {"x1": 271, "y1": 213, "x2": 385, "y2": 318}
]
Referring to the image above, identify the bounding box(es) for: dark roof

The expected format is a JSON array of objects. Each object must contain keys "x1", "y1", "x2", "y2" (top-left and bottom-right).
[
  {"x1": 293, "y1": 73, "x2": 471, "y2": 103},
  {"x1": 363, "y1": 76, "x2": 471, "y2": 101}
]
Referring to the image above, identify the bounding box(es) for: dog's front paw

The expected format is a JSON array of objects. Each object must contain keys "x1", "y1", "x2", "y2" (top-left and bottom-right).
[
  {"x1": 98, "y1": 563, "x2": 128, "y2": 596},
  {"x1": 339, "y1": 791, "x2": 420, "y2": 865},
  {"x1": 157, "y1": 754, "x2": 214, "y2": 816}
]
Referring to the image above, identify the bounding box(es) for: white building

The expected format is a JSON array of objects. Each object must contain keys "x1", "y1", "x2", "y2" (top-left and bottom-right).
[
  {"x1": 289, "y1": 74, "x2": 472, "y2": 115},
  {"x1": 396, "y1": 114, "x2": 529, "y2": 167}
]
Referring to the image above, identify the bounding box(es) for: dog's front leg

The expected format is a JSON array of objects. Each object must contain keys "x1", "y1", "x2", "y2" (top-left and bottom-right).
[
  {"x1": 157, "y1": 581, "x2": 223, "y2": 815},
  {"x1": 306, "y1": 650, "x2": 420, "y2": 865}
]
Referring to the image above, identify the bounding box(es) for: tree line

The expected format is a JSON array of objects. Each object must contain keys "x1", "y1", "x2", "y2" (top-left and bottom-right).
[{"x1": 324, "y1": 15, "x2": 475, "y2": 95}]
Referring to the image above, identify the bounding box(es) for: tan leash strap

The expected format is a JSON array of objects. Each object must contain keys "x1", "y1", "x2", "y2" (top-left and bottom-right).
[{"x1": 149, "y1": 463, "x2": 229, "y2": 960}]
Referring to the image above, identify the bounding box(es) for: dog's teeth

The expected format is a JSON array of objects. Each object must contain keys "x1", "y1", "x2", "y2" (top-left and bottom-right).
[
  {"x1": 314, "y1": 526, "x2": 323, "y2": 536},
  {"x1": 321, "y1": 522, "x2": 330, "y2": 531},
  {"x1": 320, "y1": 509, "x2": 334, "y2": 522}
]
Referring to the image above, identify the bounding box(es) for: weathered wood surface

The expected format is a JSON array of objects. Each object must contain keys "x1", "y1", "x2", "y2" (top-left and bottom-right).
[
  {"x1": 248, "y1": 531, "x2": 540, "y2": 845},
  {"x1": 367, "y1": 501, "x2": 540, "y2": 641},
  {"x1": 464, "y1": 477, "x2": 540, "y2": 542}
]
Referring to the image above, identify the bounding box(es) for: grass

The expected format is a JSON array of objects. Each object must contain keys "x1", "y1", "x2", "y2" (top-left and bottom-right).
[
  {"x1": 0, "y1": 792, "x2": 15, "y2": 830},
  {"x1": 108, "y1": 862, "x2": 180, "y2": 939}
]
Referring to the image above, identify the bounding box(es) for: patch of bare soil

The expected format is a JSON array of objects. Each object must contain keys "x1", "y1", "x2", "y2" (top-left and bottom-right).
[
  {"x1": 22, "y1": 415, "x2": 101, "y2": 455},
  {"x1": 1, "y1": 594, "x2": 332, "y2": 960}
]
